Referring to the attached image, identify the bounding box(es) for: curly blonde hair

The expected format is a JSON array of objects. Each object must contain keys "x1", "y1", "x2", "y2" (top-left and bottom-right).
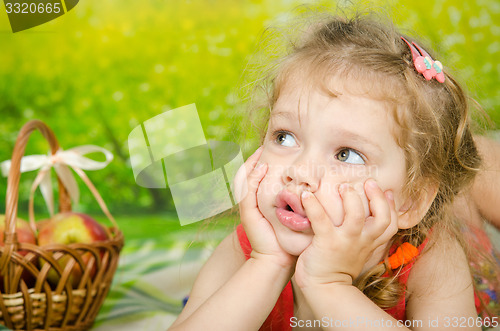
[{"x1": 239, "y1": 5, "x2": 498, "y2": 314}]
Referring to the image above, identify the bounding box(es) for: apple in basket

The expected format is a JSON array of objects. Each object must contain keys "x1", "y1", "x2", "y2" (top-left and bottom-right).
[
  {"x1": 0, "y1": 215, "x2": 37, "y2": 290},
  {"x1": 37, "y1": 212, "x2": 110, "y2": 288},
  {"x1": 0, "y1": 215, "x2": 37, "y2": 249}
]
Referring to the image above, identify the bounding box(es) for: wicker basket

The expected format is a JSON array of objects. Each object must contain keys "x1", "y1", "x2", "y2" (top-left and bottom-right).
[{"x1": 0, "y1": 120, "x2": 124, "y2": 330}]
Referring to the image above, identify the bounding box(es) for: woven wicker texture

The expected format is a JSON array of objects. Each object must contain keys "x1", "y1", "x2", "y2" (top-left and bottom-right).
[{"x1": 0, "y1": 120, "x2": 124, "y2": 330}]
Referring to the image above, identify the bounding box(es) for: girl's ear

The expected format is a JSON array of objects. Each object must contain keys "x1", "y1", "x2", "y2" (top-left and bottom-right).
[{"x1": 397, "y1": 182, "x2": 439, "y2": 229}]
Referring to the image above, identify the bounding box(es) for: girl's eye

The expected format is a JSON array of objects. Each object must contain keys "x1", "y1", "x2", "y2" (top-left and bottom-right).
[
  {"x1": 336, "y1": 148, "x2": 365, "y2": 165},
  {"x1": 274, "y1": 131, "x2": 297, "y2": 147}
]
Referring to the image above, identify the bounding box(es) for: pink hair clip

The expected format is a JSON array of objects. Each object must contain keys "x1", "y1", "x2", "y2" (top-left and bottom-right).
[{"x1": 401, "y1": 36, "x2": 445, "y2": 83}]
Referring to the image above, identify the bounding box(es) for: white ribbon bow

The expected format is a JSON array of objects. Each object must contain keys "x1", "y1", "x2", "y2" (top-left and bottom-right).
[{"x1": 1, "y1": 145, "x2": 113, "y2": 217}]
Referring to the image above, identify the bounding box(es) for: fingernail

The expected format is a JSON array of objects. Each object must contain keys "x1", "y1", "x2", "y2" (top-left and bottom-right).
[
  {"x1": 366, "y1": 179, "x2": 377, "y2": 189},
  {"x1": 251, "y1": 146, "x2": 263, "y2": 157},
  {"x1": 386, "y1": 190, "x2": 394, "y2": 201},
  {"x1": 339, "y1": 183, "x2": 348, "y2": 194},
  {"x1": 256, "y1": 162, "x2": 266, "y2": 170},
  {"x1": 301, "y1": 190, "x2": 312, "y2": 199}
]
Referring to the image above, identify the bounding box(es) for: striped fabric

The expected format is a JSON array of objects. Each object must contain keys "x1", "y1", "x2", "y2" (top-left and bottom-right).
[{"x1": 93, "y1": 229, "x2": 227, "y2": 331}]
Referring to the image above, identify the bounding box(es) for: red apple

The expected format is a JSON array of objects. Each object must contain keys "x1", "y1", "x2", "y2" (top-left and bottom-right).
[
  {"x1": 0, "y1": 215, "x2": 37, "y2": 290},
  {"x1": 37, "y1": 212, "x2": 110, "y2": 288},
  {"x1": 0, "y1": 214, "x2": 37, "y2": 252}
]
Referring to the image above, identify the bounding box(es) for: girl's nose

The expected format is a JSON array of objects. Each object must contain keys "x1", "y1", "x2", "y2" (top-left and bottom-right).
[{"x1": 282, "y1": 160, "x2": 324, "y2": 192}]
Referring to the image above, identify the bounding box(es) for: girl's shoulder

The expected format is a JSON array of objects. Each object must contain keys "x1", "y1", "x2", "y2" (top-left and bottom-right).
[
  {"x1": 406, "y1": 233, "x2": 477, "y2": 321},
  {"x1": 408, "y1": 232, "x2": 471, "y2": 291}
]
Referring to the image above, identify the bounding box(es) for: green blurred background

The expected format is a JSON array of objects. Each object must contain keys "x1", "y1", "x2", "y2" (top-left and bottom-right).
[{"x1": 0, "y1": 0, "x2": 498, "y2": 239}]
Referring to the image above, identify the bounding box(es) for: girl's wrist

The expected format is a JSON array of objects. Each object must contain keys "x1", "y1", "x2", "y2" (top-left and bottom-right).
[
  {"x1": 300, "y1": 281, "x2": 355, "y2": 306},
  {"x1": 297, "y1": 273, "x2": 353, "y2": 291},
  {"x1": 249, "y1": 250, "x2": 297, "y2": 274}
]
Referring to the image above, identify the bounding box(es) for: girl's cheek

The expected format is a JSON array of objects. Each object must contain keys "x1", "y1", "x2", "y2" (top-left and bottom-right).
[
  {"x1": 256, "y1": 164, "x2": 282, "y2": 202},
  {"x1": 259, "y1": 144, "x2": 275, "y2": 162}
]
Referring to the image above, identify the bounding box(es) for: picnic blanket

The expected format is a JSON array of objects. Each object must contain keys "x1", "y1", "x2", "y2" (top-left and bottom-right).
[{"x1": 92, "y1": 226, "x2": 228, "y2": 330}]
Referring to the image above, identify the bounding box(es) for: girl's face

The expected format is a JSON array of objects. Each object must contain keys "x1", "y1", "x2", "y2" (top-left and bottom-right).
[{"x1": 256, "y1": 81, "x2": 408, "y2": 256}]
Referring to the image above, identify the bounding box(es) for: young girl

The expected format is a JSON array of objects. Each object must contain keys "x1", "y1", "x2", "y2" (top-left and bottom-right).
[{"x1": 169, "y1": 9, "x2": 499, "y2": 331}]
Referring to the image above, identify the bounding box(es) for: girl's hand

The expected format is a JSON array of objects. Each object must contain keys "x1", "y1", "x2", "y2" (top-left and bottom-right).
[
  {"x1": 234, "y1": 147, "x2": 297, "y2": 269},
  {"x1": 294, "y1": 179, "x2": 397, "y2": 288}
]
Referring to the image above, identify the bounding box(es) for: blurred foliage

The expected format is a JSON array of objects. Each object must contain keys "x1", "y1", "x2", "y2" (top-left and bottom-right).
[{"x1": 0, "y1": 0, "x2": 498, "y2": 217}]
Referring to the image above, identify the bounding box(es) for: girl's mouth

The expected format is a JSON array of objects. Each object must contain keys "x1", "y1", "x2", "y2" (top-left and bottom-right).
[{"x1": 275, "y1": 190, "x2": 311, "y2": 232}]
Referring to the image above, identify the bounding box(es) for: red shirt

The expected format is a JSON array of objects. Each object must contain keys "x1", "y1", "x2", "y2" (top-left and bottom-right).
[{"x1": 236, "y1": 224, "x2": 429, "y2": 330}]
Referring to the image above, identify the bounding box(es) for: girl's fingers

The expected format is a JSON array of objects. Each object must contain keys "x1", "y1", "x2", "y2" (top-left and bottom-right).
[
  {"x1": 363, "y1": 179, "x2": 392, "y2": 238},
  {"x1": 246, "y1": 146, "x2": 264, "y2": 170},
  {"x1": 339, "y1": 184, "x2": 365, "y2": 235},
  {"x1": 233, "y1": 146, "x2": 263, "y2": 202},
  {"x1": 239, "y1": 162, "x2": 268, "y2": 223},
  {"x1": 385, "y1": 190, "x2": 396, "y2": 212},
  {"x1": 375, "y1": 190, "x2": 398, "y2": 245},
  {"x1": 301, "y1": 190, "x2": 333, "y2": 235}
]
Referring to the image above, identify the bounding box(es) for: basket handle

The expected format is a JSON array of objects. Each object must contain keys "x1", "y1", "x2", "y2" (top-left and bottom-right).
[{"x1": 4, "y1": 120, "x2": 71, "y2": 244}]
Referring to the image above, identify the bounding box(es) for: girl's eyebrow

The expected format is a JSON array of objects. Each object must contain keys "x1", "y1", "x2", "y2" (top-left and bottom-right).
[
  {"x1": 333, "y1": 128, "x2": 383, "y2": 154},
  {"x1": 270, "y1": 110, "x2": 297, "y2": 121}
]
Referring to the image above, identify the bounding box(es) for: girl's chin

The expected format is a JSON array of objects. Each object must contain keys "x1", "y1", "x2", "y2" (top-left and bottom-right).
[
  {"x1": 274, "y1": 227, "x2": 313, "y2": 256},
  {"x1": 283, "y1": 245, "x2": 308, "y2": 257}
]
